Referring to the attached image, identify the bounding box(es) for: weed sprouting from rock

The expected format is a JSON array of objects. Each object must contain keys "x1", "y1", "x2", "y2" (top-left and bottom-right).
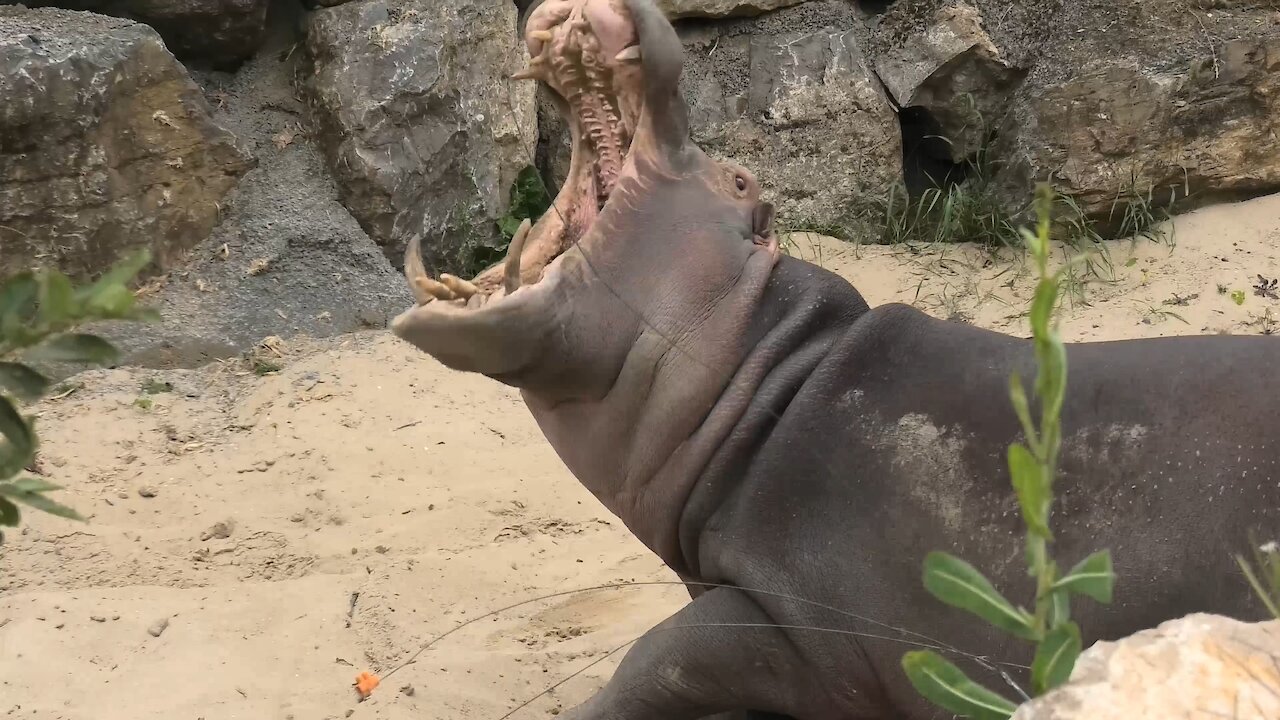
[{"x1": 900, "y1": 184, "x2": 1117, "y2": 719}]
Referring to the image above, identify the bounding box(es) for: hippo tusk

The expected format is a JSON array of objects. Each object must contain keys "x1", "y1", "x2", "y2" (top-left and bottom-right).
[
  {"x1": 440, "y1": 273, "x2": 480, "y2": 299},
  {"x1": 615, "y1": 45, "x2": 641, "y2": 62},
  {"x1": 404, "y1": 235, "x2": 437, "y2": 305},
  {"x1": 529, "y1": 29, "x2": 553, "y2": 41},
  {"x1": 505, "y1": 218, "x2": 532, "y2": 294}
]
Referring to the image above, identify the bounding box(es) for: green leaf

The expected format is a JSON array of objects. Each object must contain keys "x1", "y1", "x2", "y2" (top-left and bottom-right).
[
  {"x1": 1046, "y1": 588, "x2": 1071, "y2": 628},
  {"x1": 0, "y1": 497, "x2": 18, "y2": 526},
  {"x1": 0, "y1": 272, "x2": 37, "y2": 320},
  {"x1": 1029, "y1": 282, "x2": 1059, "y2": 337},
  {"x1": 84, "y1": 283, "x2": 136, "y2": 317},
  {"x1": 0, "y1": 395, "x2": 35, "y2": 477},
  {"x1": 1031, "y1": 621, "x2": 1082, "y2": 695},
  {"x1": 25, "y1": 334, "x2": 119, "y2": 365},
  {"x1": 1236, "y1": 553, "x2": 1280, "y2": 620},
  {"x1": 901, "y1": 651, "x2": 1018, "y2": 720},
  {"x1": 0, "y1": 272, "x2": 39, "y2": 344},
  {"x1": 4, "y1": 476, "x2": 63, "y2": 493},
  {"x1": 1008, "y1": 443, "x2": 1050, "y2": 538},
  {"x1": 1007, "y1": 373, "x2": 1038, "y2": 450},
  {"x1": 0, "y1": 481, "x2": 84, "y2": 521},
  {"x1": 37, "y1": 270, "x2": 77, "y2": 326},
  {"x1": 78, "y1": 249, "x2": 151, "y2": 306},
  {"x1": 0, "y1": 362, "x2": 49, "y2": 401},
  {"x1": 1051, "y1": 550, "x2": 1115, "y2": 603},
  {"x1": 923, "y1": 551, "x2": 1037, "y2": 639}
]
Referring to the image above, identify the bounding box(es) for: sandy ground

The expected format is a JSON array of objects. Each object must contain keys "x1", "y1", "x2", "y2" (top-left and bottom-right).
[{"x1": 1, "y1": 193, "x2": 1278, "y2": 720}]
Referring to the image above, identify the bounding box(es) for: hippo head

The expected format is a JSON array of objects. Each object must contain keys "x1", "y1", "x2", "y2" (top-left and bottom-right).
[{"x1": 391, "y1": 0, "x2": 779, "y2": 397}]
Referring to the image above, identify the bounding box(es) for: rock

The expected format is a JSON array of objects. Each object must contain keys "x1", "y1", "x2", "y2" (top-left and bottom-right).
[
  {"x1": 199, "y1": 520, "x2": 234, "y2": 541},
  {"x1": 137, "y1": 486, "x2": 158, "y2": 498},
  {"x1": 89, "y1": 615, "x2": 106, "y2": 622},
  {"x1": 983, "y1": 2, "x2": 1280, "y2": 227},
  {"x1": 84, "y1": 4, "x2": 411, "y2": 371},
  {"x1": 677, "y1": 1, "x2": 901, "y2": 238},
  {"x1": 146, "y1": 617, "x2": 169, "y2": 637},
  {"x1": 0, "y1": 7, "x2": 254, "y2": 283},
  {"x1": 867, "y1": 1, "x2": 1023, "y2": 162},
  {"x1": 1012, "y1": 614, "x2": 1280, "y2": 720},
  {"x1": 304, "y1": 0, "x2": 537, "y2": 276},
  {"x1": 656, "y1": 0, "x2": 811, "y2": 19},
  {"x1": 996, "y1": 35, "x2": 1280, "y2": 226},
  {"x1": 21, "y1": 0, "x2": 272, "y2": 66}
]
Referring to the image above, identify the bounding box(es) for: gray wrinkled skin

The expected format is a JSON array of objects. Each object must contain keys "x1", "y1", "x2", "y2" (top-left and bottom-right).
[{"x1": 393, "y1": 2, "x2": 1280, "y2": 718}]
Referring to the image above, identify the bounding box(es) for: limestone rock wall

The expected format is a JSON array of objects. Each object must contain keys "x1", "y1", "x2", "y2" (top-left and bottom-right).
[
  {"x1": 2, "y1": 0, "x2": 1279, "y2": 365},
  {"x1": 0, "y1": 7, "x2": 254, "y2": 282}
]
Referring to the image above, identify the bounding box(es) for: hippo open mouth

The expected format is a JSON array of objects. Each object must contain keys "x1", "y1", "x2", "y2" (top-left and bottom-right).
[{"x1": 398, "y1": 0, "x2": 646, "y2": 311}]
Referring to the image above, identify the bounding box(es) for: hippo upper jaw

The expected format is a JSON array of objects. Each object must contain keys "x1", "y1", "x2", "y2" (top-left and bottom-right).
[{"x1": 392, "y1": 0, "x2": 776, "y2": 383}]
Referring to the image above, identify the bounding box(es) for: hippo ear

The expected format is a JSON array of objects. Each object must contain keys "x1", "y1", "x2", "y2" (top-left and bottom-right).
[{"x1": 624, "y1": 0, "x2": 690, "y2": 155}]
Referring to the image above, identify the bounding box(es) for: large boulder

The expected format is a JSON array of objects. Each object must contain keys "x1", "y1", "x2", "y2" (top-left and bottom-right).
[
  {"x1": 657, "y1": 0, "x2": 812, "y2": 19},
  {"x1": 19, "y1": 1, "x2": 271, "y2": 66},
  {"x1": 866, "y1": 1, "x2": 1023, "y2": 163},
  {"x1": 862, "y1": 1, "x2": 1280, "y2": 231},
  {"x1": 678, "y1": 0, "x2": 902, "y2": 238},
  {"x1": 304, "y1": 0, "x2": 537, "y2": 276},
  {"x1": 994, "y1": 29, "x2": 1280, "y2": 225},
  {"x1": 1012, "y1": 614, "x2": 1280, "y2": 720},
  {"x1": 0, "y1": 7, "x2": 254, "y2": 283},
  {"x1": 82, "y1": 1, "x2": 412, "y2": 369}
]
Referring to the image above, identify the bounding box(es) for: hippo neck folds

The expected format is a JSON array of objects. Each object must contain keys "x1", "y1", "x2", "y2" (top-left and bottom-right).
[{"x1": 391, "y1": 0, "x2": 791, "y2": 561}]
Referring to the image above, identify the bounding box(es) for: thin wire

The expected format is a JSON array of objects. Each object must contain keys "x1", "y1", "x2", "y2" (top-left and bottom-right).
[
  {"x1": 375, "y1": 580, "x2": 1029, "y2": 693},
  {"x1": 493, "y1": 621, "x2": 1018, "y2": 720}
]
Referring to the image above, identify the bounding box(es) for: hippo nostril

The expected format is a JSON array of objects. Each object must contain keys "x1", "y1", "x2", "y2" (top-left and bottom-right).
[{"x1": 753, "y1": 202, "x2": 776, "y2": 238}]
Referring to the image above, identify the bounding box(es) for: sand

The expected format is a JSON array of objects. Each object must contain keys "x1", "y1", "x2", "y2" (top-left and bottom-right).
[{"x1": 1, "y1": 193, "x2": 1278, "y2": 720}]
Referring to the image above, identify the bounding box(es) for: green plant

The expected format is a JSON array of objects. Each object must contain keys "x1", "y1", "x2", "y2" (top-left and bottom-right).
[
  {"x1": 863, "y1": 143, "x2": 1170, "y2": 270},
  {"x1": 1236, "y1": 533, "x2": 1280, "y2": 619},
  {"x1": 455, "y1": 166, "x2": 555, "y2": 278},
  {"x1": 497, "y1": 165, "x2": 553, "y2": 241},
  {"x1": 0, "y1": 250, "x2": 157, "y2": 536},
  {"x1": 901, "y1": 184, "x2": 1117, "y2": 719}
]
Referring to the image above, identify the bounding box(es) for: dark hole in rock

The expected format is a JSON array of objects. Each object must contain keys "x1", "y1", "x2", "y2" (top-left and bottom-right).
[
  {"x1": 858, "y1": 0, "x2": 898, "y2": 17},
  {"x1": 898, "y1": 105, "x2": 968, "y2": 199}
]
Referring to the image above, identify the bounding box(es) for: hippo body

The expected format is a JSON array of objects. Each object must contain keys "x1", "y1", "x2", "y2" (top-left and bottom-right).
[{"x1": 391, "y1": 1, "x2": 1280, "y2": 717}]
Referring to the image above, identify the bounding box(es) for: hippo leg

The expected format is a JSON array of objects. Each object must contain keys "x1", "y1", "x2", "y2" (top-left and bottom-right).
[{"x1": 558, "y1": 589, "x2": 838, "y2": 720}]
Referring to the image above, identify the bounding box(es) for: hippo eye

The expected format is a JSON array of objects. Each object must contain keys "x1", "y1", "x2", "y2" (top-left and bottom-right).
[{"x1": 735, "y1": 175, "x2": 747, "y2": 192}]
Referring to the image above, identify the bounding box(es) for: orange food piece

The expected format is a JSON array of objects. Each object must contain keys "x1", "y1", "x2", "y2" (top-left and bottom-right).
[{"x1": 354, "y1": 671, "x2": 381, "y2": 699}]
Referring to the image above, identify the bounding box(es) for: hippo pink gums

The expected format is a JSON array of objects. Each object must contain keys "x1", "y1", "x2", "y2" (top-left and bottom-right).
[{"x1": 390, "y1": 1, "x2": 1280, "y2": 718}]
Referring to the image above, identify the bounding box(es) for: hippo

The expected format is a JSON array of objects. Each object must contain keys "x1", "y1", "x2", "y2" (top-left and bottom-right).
[{"x1": 390, "y1": 0, "x2": 1280, "y2": 718}]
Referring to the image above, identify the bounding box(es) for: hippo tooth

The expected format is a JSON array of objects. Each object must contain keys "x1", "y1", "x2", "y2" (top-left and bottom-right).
[
  {"x1": 529, "y1": 29, "x2": 554, "y2": 41},
  {"x1": 511, "y1": 68, "x2": 540, "y2": 81},
  {"x1": 614, "y1": 46, "x2": 641, "y2": 62},
  {"x1": 440, "y1": 273, "x2": 480, "y2": 299},
  {"x1": 415, "y1": 276, "x2": 456, "y2": 302},
  {"x1": 505, "y1": 218, "x2": 532, "y2": 294}
]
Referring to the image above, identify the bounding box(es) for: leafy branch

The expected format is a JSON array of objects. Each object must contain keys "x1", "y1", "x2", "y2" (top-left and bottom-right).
[
  {"x1": 0, "y1": 250, "x2": 157, "y2": 536},
  {"x1": 901, "y1": 184, "x2": 1117, "y2": 719}
]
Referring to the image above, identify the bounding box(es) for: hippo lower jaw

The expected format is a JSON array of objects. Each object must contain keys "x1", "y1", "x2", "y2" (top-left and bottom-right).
[{"x1": 390, "y1": 0, "x2": 654, "y2": 373}]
